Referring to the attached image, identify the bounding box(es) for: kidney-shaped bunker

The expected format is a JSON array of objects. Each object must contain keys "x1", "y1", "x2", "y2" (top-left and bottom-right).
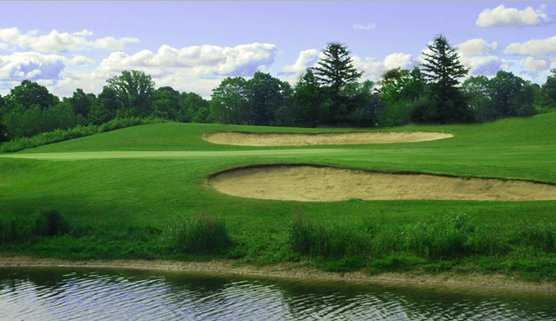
[{"x1": 209, "y1": 165, "x2": 556, "y2": 202}]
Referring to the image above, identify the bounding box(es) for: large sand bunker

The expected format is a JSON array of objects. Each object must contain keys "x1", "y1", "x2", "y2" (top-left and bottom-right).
[
  {"x1": 204, "y1": 132, "x2": 453, "y2": 146},
  {"x1": 209, "y1": 166, "x2": 556, "y2": 202}
]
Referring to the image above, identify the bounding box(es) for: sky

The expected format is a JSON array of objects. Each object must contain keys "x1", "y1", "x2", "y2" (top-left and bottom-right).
[{"x1": 0, "y1": 0, "x2": 555, "y2": 97}]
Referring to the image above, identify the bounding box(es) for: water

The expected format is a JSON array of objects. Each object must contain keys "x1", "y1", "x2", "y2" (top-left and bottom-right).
[{"x1": 0, "y1": 268, "x2": 555, "y2": 321}]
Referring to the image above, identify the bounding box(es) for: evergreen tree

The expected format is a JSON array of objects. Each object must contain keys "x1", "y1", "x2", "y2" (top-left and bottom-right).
[
  {"x1": 313, "y1": 43, "x2": 362, "y2": 123},
  {"x1": 417, "y1": 35, "x2": 472, "y2": 123},
  {"x1": 543, "y1": 69, "x2": 556, "y2": 106}
]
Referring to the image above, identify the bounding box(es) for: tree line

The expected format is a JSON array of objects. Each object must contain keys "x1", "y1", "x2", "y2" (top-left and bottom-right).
[{"x1": 1, "y1": 35, "x2": 555, "y2": 141}]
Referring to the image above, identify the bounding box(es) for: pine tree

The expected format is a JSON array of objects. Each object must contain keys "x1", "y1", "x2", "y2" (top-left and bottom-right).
[
  {"x1": 313, "y1": 43, "x2": 362, "y2": 90},
  {"x1": 417, "y1": 35, "x2": 472, "y2": 123},
  {"x1": 313, "y1": 43, "x2": 362, "y2": 123},
  {"x1": 421, "y1": 35, "x2": 467, "y2": 88}
]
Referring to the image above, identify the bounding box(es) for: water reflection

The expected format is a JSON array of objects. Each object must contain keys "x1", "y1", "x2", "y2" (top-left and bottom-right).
[{"x1": 0, "y1": 268, "x2": 554, "y2": 321}]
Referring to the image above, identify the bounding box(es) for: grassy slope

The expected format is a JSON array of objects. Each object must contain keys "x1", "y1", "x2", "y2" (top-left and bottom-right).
[{"x1": 1, "y1": 112, "x2": 556, "y2": 277}]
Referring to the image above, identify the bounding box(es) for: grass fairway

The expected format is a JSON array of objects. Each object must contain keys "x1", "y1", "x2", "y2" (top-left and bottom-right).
[{"x1": 1, "y1": 112, "x2": 556, "y2": 279}]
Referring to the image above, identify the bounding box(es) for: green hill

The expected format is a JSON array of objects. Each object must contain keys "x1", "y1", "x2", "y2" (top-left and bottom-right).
[{"x1": 1, "y1": 113, "x2": 556, "y2": 278}]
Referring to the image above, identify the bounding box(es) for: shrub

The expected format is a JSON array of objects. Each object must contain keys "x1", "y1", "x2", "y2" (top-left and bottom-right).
[
  {"x1": 174, "y1": 214, "x2": 231, "y2": 254},
  {"x1": 0, "y1": 218, "x2": 33, "y2": 244},
  {"x1": 514, "y1": 223, "x2": 556, "y2": 253},
  {"x1": 289, "y1": 215, "x2": 371, "y2": 258},
  {"x1": 402, "y1": 215, "x2": 471, "y2": 259},
  {"x1": 33, "y1": 210, "x2": 70, "y2": 237},
  {"x1": 0, "y1": 117, "x2": 163, "y2": 153}
]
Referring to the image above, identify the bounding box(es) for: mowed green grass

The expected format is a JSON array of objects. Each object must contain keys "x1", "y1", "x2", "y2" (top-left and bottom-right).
[{"x1": 1, "y1": 112, "x2": 556, "y2": 275}]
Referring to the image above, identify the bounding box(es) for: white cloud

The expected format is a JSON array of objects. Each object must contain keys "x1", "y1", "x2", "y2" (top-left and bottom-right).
[
  {"x1": 68, "y1": 55, "x2": 95, "y2": 65},
  {"x1": 352, "y1": 23, "x2": 376, "y2": 31},
  {"x1": 52, "y1": 43, "x2": 277, "y2": 97},
  {"x1": 521, "y1": 56, "x2": 549, "y2": 71},
  {"x1": 455, "y1": 39, "x2": 501, "y2": 76},
  {"x1": 383, "y1": 52, "x2": 413, "y2": 70},
  {"x1": 0, "y1": 52, "x2": 66, "y2": 81},
  {"x1": 505, "y1": 35, "x2": 556, "y2": 57},
  {"x1": 0, "y1": 27, "x2": 139, "y2": 53},
  {"x1": 465, "y1": 56, "x2": 503, "y2": 76},
  {"x1": 457, "y1": 39, "x2": 498, "y2": 57},
  {"x1": 281, "y1": 49, "x2": 319, "y2": 75},
  {"x1": 97, "y1": 43, "x2": 276, "y2": 78},
  {"x1": 353, "y1": 52, "x2": 414, "y2": 81},
  {"x1": 476, "y1": 5, "x2": 549, "y2": 27}
]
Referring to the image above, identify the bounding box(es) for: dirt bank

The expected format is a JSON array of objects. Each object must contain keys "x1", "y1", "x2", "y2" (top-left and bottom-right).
[
  {"x1": 0, "y1": 256, "x2": 554, "y2": 296},
  {"x1": 209, "y1": 165, "x2": 556, "y2": 201},
  {"x1": 203, "y1": 131, "x2": 453, "y2": 146}
]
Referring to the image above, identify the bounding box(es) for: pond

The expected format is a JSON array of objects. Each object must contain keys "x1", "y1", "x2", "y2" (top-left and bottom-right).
[{"x1": 0, "y1": 268, "x2": 555, "y2": 321}]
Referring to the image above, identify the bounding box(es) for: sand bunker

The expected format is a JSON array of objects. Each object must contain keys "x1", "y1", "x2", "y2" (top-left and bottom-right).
[
  {"x1": 209, "y1": 166, "x2": 556, "y2": 201},
  {"x1": 204, "y1": 132, "x2": 453, "y2": 146}
]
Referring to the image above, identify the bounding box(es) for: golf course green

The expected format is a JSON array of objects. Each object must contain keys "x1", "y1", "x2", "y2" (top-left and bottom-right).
[{"x1": 1, "y1": 112, "x2": 556, "y2": 281}]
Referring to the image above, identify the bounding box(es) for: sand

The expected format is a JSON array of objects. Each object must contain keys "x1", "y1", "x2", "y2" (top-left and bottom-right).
[
  {"x1": 1, "y1": 257, "x2": 554, "y2": 295},
  {"x1": 203, "y1": 131, "x2": 454, "y2": 146},
  {"x1": 209, "y1": 165, "x2": 556, "y2": 201}
]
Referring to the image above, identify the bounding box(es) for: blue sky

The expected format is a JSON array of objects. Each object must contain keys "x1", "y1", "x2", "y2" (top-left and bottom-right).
[{"x1": 0, "y1": 1, "x2": 554, "y2": 97}]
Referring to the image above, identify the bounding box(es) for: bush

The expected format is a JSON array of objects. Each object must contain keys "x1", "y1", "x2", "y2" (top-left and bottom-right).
[
  {"x1": 514, "y1": 223, "x2": 556, "y2": 252},
  {"x1": 290, "y1": 214, "x2": 556, "y2": 262},
  {"x1": 289, "y1": 215, "x2": 371, "y2": 258},
  {"x1": 33, "y1": 210, "x2": 70, "y2": 237},
  {"x1": 0, "y1": 218, "x2": 33, "y2": 244},
  {"x1": 402, "y1": 215, "x2": 471, "y2": 259},
  {"x1": 0, "y1": 117, "x2": 163, "y2": 153},
  {"x1": 174, "y1": 214, "x2": 231, "y2": 254}
]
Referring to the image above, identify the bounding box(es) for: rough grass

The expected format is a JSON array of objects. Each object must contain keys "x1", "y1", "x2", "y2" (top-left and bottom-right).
[
  {"x1": 1, "y1": 112, "x2": 556, "y2": 279},
  {"x1": 173, "y1": 214, "x2": 231, "y2": 254}
]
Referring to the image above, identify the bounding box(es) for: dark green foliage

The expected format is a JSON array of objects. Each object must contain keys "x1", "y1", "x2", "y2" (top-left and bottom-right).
[
  {"x1": 153, "y1": 86, "x2": 181, "y2": 120},
  {"x1": 210, "y1": 72, "x2": 292, "y2": 126},
  {"x1": 515, "y1": 223, "x2": 556, "y2": 253},
  {"x1": 463, "y1": 72, "x2": 537, "y2": 122},
  {"x1": 421, "y1": 36, "x2": 467, "y2": 87},
  {"x1": 378, "y1": 68, "x2": 425, "y2": 105},
  {"x1": 416, "y1": 35, "x2": 473, "y2": 123},
  {"x1": 0, "y1": 117, "x2": 162, "y2": 153},
  {"x1": 1, "y1": 102, "x2": 79, "y2": 139},
  {"x1": 313, "y1": 43, "x2": 362, "y2": 124},
  {"x1": 68, "y1": 89, "x2": 95, "y2": 119},
  {"x1": 178, "y1": 92, "x2": 210, "y2": 122},
  {"x1": 283, "y1": 70, "x2": 324, "y2": 126},
  {"x1": 489, "y1": 71, "x2": 536, "y2": 118},
  {"x1": 0, "y1": 218, "x2": 33, "y2": 244},
  {"x1": 34, "y1": 210, "x2": 69, "y2": 237},
  {"x1": 289, "y1": 215, "x2": 371, "y2": 258},
  {"x1": 543, "y1": 69, "x2": 556, "y2": 106},
  {"x1": 344, "y1": 80, "x2": 381, "y2": 126},
  {"x1": 313, "y1": 43, "x2": 362, "y2": 91},
  {"x1": 106, "y1": 70, "x2": 155, "y2": 117},
  {"x1": 0, "y1": 123, "x2": 8, "y2": 142},
  {"x1": 89, "y1": 86, "x2": 121, "y2": 124},
  {"x1": 174, "y1": 214, "x2": 231, "y2": 254},
  {"x1": 210, "y1": 77, "x2": 249, "y2": 124},
  {"x1": 246, "y1": 72, "x2": 292, "y2": 125},
  {"x1": 4, "y1": 80, "x2": 58, "y2": 110},
  {"x1": 290, "y1": 214, "x2": 556, "y2": 263}
]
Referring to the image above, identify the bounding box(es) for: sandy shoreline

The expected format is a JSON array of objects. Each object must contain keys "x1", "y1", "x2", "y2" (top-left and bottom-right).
[{"x1": 1, "y1": 256, "x2": 555, "y2": 296}]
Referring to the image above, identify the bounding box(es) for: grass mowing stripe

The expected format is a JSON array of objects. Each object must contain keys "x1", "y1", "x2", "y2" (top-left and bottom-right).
[{"x1": 0, "y1": 149, "x2": 354, "y2": 160}]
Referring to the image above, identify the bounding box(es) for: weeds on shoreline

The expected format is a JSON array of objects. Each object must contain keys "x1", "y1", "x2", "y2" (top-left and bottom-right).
[
  {"x1": 173, "y1": 214, "x2": 231, "y2": 254},
  {"x1": 0, "y1": 210, "x2": 71, "y2": 244},
  {"x1": 289, "y1": 214, "x2": 556, "y2": 262},
  {"x1": 2, "y1": 210, "x2": 555, "y2": 278}
]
